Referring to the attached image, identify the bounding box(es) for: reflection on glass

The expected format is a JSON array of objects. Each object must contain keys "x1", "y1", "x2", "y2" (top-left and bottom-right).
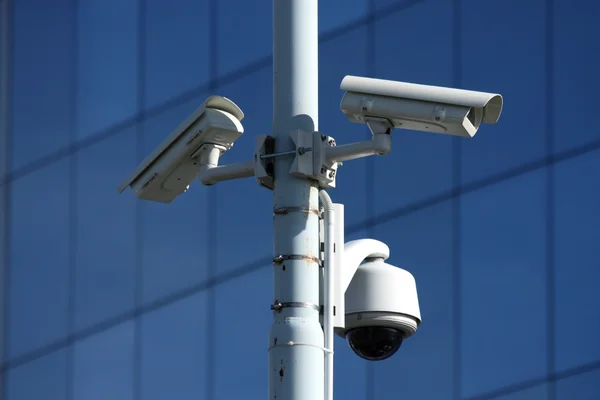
[
  {"x1": 74, "y1": 129, "x2": 137, "y2": 331},
  {"x1": 555, "y1": 150, "x2": 600, "y2": 371},
  {"x1": 6, "y1": 349, "x2": 68, "y2": 400},
  {"x1": 8, "y1": 159, "x2": 70, "y2": 360},
  {"x1": 460, "y1": 170, "x2": 547, "y2": 397},
  {"x1": 73, "y1": 322, "x2": 134, "y2": 400},
  {"x1": 145, "y1": 0, "x2": 210, "y2": 108},
  {"x1": 77, "y1": 0, "x2": 138, "y2": 138},
  {"x1": 141, "y1": 292, "x2": 208, "y2": 400},
  {"x1": 11, "y1": 0, "x2": 73, "y2": 169}
]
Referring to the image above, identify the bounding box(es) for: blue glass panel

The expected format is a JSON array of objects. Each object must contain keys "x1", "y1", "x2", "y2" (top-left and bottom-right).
[
  {"x1": 74, "y1": 129, "x2": 137, "y2": 331},
  {"x1": 320, "y1": 25, "x2": 369, "y2": 227},
  {"x1": 217, "y1": 0, "x2": 271, "y2": 76},
  {"x1": 213, "y1": 67, "x2": 273, "y2": 274},
  {"x1": 373, "y1": 0, "x2": 454, "y2": 213},
  {"x1": 213, "y1": 266, "x2": 271, "y2": 399},
  {"x1": 319, "y1": 0, "x2": 368, "y2": 33},
  {"x1": 73, "y1": 322, "x2": 134, "y2": 400},
  {"x1": 460, "y1": 0, "x2": 546, "y2": 184},
  {"x1": 6, "y1": 349, "x2": 68, "y2": 400},
  {"x1": 11, "y1": 0, "x2": 73, "y2": 169},
  {"x1": 141, "y1": 291, "x2": 208, "y2": 400},
  {"x1": 460, "y1": 170, "x2": 547, "y2": 398},
  {"x1": 140, "y1": 95, "x2": 209, "y2": 303},
  {"x1": 371, "y1": 201, "x2": 454, "y2": 400},
  {"x1": 374, "y1": 0, "x2": 417, "y2": 11},
  {"x1": 8, "y1": 159, "x2": 70, "y2": 360},
  {"x1": 145, "y1": 0, "x2": 210, "y2": 109},
  {"x1": 495, "y1": 385, "x2": 548, "y2": 400},
  {"x1": 76, "y1": 0, "x2": 137, "y2": 139},
  {"x1": 556, "y1": 369, "x2": 600, "y2": 400},
  {"x1": 554, "y1": 0, "x2": 600, "y2": 153},
  {"x1": 554, "y1": 150, "x2": 600, "y2": 372}
]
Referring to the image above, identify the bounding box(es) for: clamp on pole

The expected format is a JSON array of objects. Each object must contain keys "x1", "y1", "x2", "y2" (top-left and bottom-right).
[{"x1": 283, "y1": 120, "x2": 393, "y2": 190}]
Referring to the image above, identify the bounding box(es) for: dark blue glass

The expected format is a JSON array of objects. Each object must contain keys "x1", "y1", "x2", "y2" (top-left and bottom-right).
[
  {"x1": 371, "y1": 201, "x2": 454, "y2": 400},
  {"x1": 374, "y1": 0, "x2": 415, "y2": 11},
  {"x1": 72, "y1": 322, "x2": 134, "y2": 400},
  {"x1": 8, "y1": 159, "x2": 70, "y2": 360},
  {"x1": 145, "y1": 0, "x2": 210, "y2": 109},
  {"x1": 140, "y1": 94, "x2": 210, "y2": 303},
  {"x1": 213, "y1": 267, "x2": 272, "y2": 399},
  {"x1": 554, "y1": 0, "x2": 600, "y2": 153},
  {"x1": 6, "y1": 349, "x2": 68, "y2": 400},
  {"x1": 320, "y1": 0, "x2": 368, "y2": 33},
  {"x1": 141, "y1": 292, "x2": 208, "y2": 400},
  {"x1": 77, "y1": 0, "x2": 138, "y2": 139},
  {"x1": 495, "y1": 385, "x2": 549, "y2": 400},
  {"x1": 373, "y1": 0, "x2": 454, "y2": 214},
  {"x1": 11, "y1": 0, "x2": 73, "y2": 169},
  {"x1": 555, "y1": 150, "x2": 600, "y2": 372},
  {"x1": 556, "y1": 369, "x2": 600, "y2": 400},
  {"x1": 74, "y1": 129, "x2": 137, "y2": 331},
  {"x1": 460, "y1": 0, "x2": 546, "y2": 184},
  {"x1": 217, "y1": 0, "x2": 271, "y2": 76},
  {"x1": 460, "y1": 169, "x2": 547, "y2": 397}
]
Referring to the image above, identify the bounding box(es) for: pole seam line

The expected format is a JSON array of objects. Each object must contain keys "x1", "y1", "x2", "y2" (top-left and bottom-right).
[
  {"x1": 0, "y1": 0, "x2": 12, "y2": 398},
  {"x1": 66, "y1": 1, "x2": 79, "y2": 399},
  {"x1": 544, "y1": 0, "x2": 556, "y2": 399}
]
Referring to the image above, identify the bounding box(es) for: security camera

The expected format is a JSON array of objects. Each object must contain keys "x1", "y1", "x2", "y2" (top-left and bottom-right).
[
  {"x1": 334, "y1": 239, "x2": 421, "y2": 362},
  {"x1": 340, "y1": 75, "x2": 503, "y2": 138},
  {"x1": 117, "y1": 96, "x2": 245, "y2": 203}
]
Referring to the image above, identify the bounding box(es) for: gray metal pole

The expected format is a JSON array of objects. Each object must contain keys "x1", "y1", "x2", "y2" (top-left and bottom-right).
[{"x1": 268, "y1": 0, "x2": 324, "y2": 399}]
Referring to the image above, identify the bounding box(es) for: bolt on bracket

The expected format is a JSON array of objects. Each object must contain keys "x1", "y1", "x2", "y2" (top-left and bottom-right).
[{"x1": 289, "y1": 130, "x2": 338, "y2": 189}]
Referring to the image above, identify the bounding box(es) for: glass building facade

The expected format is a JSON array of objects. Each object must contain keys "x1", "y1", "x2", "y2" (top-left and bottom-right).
[{"x1": 1, "y1": 0, "x2": 600, "y2": 399}]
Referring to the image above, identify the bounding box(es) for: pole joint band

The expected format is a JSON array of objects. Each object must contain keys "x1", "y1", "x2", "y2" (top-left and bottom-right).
[
  {"x1": 270, "y1": 301, "x2": 320, "y2": 313},
  {"x1": 268, "y1": 341, "x2": 334, "y2": 354},
  {"x1": 273, "y1": 254, "x2": 321, "y2": 266},
  {"x1": 273, "y1": 206, "x2": 321, "y2": 217}
]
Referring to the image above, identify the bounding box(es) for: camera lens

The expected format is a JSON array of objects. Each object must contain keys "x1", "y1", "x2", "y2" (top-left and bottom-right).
[{"x1": 346, "y1": 327, "x2": 404, "y2": 361}]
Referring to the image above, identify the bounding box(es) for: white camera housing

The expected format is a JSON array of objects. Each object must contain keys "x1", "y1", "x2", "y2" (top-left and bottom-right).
[
  {"x1": 340, "y1": 75, "x2": 503, "y2": 138},
  {"x1": 117, "y1": 96, "x2": 245, "y2": 203},
  {"x1": 339, "y1": 258, "x2": 421, "y2": 339},
  {"x1": 329, "y1": 238, "x2": 421, "y2": 339}
]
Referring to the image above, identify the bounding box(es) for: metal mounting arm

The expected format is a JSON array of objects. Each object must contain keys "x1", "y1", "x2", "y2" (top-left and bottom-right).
[
  {"x1": 325, "y1": 132, "x2": 391, "y2": 163},
  {"x1": 325, "y1": 117, "x2": 393, "y2": 163},
  {"x1": 196, "y1": 143, "x2": 255, "y2": 186}
]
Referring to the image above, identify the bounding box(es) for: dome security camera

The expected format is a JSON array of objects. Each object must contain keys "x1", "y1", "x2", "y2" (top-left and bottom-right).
[{"x1": 333, "y1": 240, "x2": 421, "y2": 361}]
